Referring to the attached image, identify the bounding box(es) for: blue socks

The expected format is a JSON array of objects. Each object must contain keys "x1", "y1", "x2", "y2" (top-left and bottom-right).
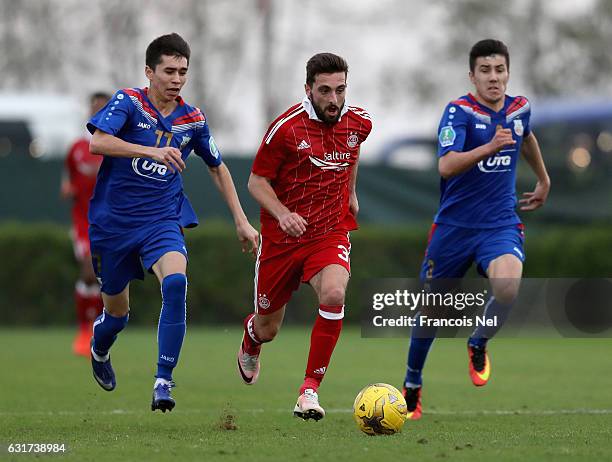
[
  {"x1": 92, "y1": 310, "x2": 129, "y2": 357},
  {"x1": 469, "y1": 296, "x2": 512, "y2": 348},
  {"x1": 156, "y1": 273, "x2": 187, "y2": 381},
  {"x1": 404, "y1": 313, "x2": 438, "y2": 388}
]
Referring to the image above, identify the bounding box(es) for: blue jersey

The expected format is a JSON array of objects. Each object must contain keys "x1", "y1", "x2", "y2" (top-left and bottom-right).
[
  {"x1": 434, "y1": 93, "x2": 531, "y2": 228},
  {"x1": 86, "y1": 87, "x2": 222, "y2": 233}
]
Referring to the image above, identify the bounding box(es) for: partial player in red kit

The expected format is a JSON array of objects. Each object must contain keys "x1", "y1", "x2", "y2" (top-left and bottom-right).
[
  {"x1": 60, "y1": 92, "x2": 111, "y2": 356},
  {"x1": 237, "y1": 53, "x2": 372, "y2": 420}
]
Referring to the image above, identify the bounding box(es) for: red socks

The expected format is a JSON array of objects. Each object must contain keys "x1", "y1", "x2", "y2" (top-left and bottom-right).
[
  {"x1": 300, "y1": 304, "x2": 344, "y2": 395},
  {"x1": 75, "y1": 281, "x2": 103, "y2": 330},
  {"x1": 242, "y1": 313, "x2": 263, "y2": 355}
]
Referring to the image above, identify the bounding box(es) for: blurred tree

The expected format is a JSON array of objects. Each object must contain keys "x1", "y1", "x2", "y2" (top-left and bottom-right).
[
  {"x1": 0, "y1": 0, "x2": 65, "y2": 90},
  {"x1": 409, "y1": 0, "x2": 612, "y2": 101}
]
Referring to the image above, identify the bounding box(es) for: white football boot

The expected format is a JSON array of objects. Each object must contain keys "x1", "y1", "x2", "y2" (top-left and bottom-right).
[{"x1": 293, "y1": 388, "x2": 325, "y2": 421}]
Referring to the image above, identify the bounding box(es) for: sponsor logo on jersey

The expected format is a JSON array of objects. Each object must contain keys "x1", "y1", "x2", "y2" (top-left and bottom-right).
[
  {"x1": 347, "y1": 133, "x2": 359, "y2": 148},
  {"x1": 439, "y1": 126, "x2": 456, "y2": 147},
  {"x1": 475, "y1": 123, "x2": 487, "y2": 129},
  {"x1": 297, "y1": 140, "x2": 310, "y2": 150},
  {"x1": 477, "y1": 155, "x2": 512, "y2": 173},
  {"x1": 309, "y1": 152, "x2": 350, "y2": 171},
  {"x1": 137, "y1": 122, "x2": 151, "y2": 130},
  {"x1": 513, "y1": 119, "x2": 524, "y2": 136},
  {"x1": 131, "y1": 158, "x2": 170, "y2": 182}
]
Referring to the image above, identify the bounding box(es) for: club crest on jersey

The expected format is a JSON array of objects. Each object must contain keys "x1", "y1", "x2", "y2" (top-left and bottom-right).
[
  {"x1": 258, "y1": 294, "x2": 270, "y2": 310},
  {"x1": 513, "y1": 119, "x2": 524, "y2": 136},
  {"x1": 180, "y1": 135, "x2": 191, "y2": 150},
  {"x1": 439, "y1": 126, "x2": 456, "y2": 147},
  {"x1": 347, "y1": 133, "x2": 359, "y2": 148},
  {"x1": 132, "y1": 158, "x2": 170, "y2": 182}
]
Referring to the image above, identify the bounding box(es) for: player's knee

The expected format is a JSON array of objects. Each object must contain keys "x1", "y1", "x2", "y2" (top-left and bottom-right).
[
  {"x1": 162, "y1": 273, "x2": 187, "y2": 305},
  {"x1": 319, "y1": 286, "x2": 346, "y2": 306},
  {"x1": 257, "y1": 321, "x2": 280, "y2": 342},
  {"x1": 492, "y1": 283, "x2": 519, "y2": 305}
]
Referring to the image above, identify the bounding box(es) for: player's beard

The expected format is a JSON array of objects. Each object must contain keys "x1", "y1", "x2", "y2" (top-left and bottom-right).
[{"x1": 310, "y1": 97, "x2": 343, "y2": 125}]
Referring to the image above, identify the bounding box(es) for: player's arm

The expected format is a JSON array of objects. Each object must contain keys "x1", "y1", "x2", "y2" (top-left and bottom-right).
[
  {"x1": 438, "y1": 128, "x2": 515, "y2": 179},
  {"x1": 60, "y1": 168, "x2": 73, "y2": 200},
  {"x1": 519, "y1": 132, "x2": 550, "y2": 211},
  {"x1": 248, "y1": 173, "x2": 307, "y2": 238},
  {"x1": 89, "y1": 130, "x2": 185, "y2": 173},
  {"x1": 208, "y1": 162, "x2": 259, "y2": 255},
  {"x1": 349, "y1": 151, "x2": 359, "y2": 216}
]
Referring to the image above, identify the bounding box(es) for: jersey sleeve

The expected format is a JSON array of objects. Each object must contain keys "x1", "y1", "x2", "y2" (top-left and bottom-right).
[
  {"x1": 437, "y1": 102, "x2": 468, "y2": 157},
  {"x1": 191, "y1": 115, "x2": 223, "y2": 167},
  {"x1": 523, "y1": 97, "x2": 532, "y2": 138},
  {"x1": 87, "y1": 90, "x2": 132, "y2": 136},
  {"x1": 251, "y1": 121, "x2": 289, "y2": 180}
]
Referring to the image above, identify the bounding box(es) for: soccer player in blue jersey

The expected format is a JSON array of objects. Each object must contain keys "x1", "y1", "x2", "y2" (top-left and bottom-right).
[
  {"x1": 401, "y1": 39, "x2": 551, "y2": 419},
  {"x1": 86, "y1": 33, "x2": 259, "y2": 412}
]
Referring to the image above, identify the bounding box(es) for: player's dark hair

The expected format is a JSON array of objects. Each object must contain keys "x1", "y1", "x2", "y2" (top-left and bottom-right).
[
  {"x1": 146, "y1": 33, "x2": 191, "y2": 69},
  {"x1": 469, "y1": 39, "x2": 509, "y2": 72},
  {"x1": 90, "y1": 92, "x2": 111, "y2": 103},
  {"x1": 306, "y1": 53, "x2": 348, "y2": 87}
]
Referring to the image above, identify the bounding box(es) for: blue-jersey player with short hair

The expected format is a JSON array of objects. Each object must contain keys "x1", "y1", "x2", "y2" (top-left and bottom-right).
[
  {"x1": 87, "y1": 33, "x2": 259, "y2": 412},
  {"x1": 401, "y1": 39, "x2": 551, "y2": 419}
]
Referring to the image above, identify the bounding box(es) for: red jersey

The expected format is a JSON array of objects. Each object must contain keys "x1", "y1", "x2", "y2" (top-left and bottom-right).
[
  {"x1": 252, "y1": 98, "x2": 372, "y2": 243},
  {"x1": 65, "y1": 137, "x2": 102, "y2": 226}
]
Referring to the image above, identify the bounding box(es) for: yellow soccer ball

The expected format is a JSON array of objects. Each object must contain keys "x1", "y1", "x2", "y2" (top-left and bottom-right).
[{"x1": 353, "y1": 383, "x2": 408, "y2": 435}]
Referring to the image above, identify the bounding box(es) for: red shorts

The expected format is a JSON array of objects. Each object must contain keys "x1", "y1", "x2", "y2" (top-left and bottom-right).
[
  {"x1": 254, "y1": 231, "x2": 351, "y2": 314},
  {"x1": 71, "y1": 220, "x2": 91, "y2": 260}
]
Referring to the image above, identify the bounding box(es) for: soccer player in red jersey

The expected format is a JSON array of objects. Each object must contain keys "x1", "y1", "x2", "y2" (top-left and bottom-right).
[
  {"x1": 237, "y1": 53, "x2": 372, "y2": 420},
  {"x1": 61, "y1": 92, "x2": 110, "y2": 356}
]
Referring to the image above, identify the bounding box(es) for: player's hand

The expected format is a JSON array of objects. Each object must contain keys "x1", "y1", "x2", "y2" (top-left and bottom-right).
[
  {"x1": 519, "y1": 179, "x2": 550, "y2": 211},
  {"x1": 236, "y1": 220, "x2": 260, "y2": 257},
  {"x1": 148, "y1": 147, "x2": 186, "y2": 173},
  {"x1": 60, "y1": 181, "x2": 74, "y2": 200},
  {"x1": 278, "y1": 212, "x2": 308, "y2": 237},
  {"x1": 488, "y1": 128, "x2": 516, "y2": 153},
  {"x1": 349, "y1": 193, "x2": 359, "y2": 217}
]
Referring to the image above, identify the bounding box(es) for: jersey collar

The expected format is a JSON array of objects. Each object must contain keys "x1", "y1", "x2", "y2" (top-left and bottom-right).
[
  {"x1": 467, "y1": 93, "x2": 510, "y2": 115},
  {"x1": 302, "y1": 96, "x2": 349, "y2": 123}
]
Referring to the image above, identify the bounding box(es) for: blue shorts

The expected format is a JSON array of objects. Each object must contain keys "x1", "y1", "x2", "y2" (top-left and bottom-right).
[
  {"x1": 90, "y1": 221, "x2": 188, "y2": 295},
  {"x1": 420, "y1": 223, "x2": 525, "y2": 280}
]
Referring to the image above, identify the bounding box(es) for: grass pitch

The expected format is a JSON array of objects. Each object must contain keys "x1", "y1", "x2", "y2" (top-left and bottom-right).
[{"x1": 2, "y1": 327, "x2": 611, "y2": 461}]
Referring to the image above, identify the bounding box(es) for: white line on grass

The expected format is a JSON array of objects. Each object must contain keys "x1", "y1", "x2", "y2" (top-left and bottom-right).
[{"x1": 2, "y1": 408, "x2": 612, "y2": 416}]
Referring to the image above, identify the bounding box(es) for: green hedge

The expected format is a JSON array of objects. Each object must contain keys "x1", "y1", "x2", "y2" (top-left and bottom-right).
[{"x1": 0, "y1": 222, "x2": 610, "y2": 325}]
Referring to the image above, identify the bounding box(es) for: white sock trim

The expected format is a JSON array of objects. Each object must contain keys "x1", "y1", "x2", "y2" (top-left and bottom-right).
[
  {"x1": 318, "y1": 306, "x2": 345, "y2": 320},
  {"x1": 154, "y1": 378, "x2": 172, "y2": 388},
  {"x1": 91, "y1": 346, "x2": 109, "y2": 363}
]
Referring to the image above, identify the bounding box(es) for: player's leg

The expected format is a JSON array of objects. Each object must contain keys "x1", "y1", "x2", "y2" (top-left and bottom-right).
[
  {"x1": 293, "y1": 232, "x2": 351, "y2": 421},
  {"x1": 149, "y1": 248, "x2": 188, "y2": 413},
  {"x1": 90, "y1": 284, "x2": 130, "y2": 391},
  {"x1": 238, "y1": 235, "x2": 299, "y2": 384},
  {"x1": 239, "y1": 307, "x2": 285, "y2": 384},
  {"x1": 467, "y1": 225, "x2": 525, "y2": 386},
  {"x1": 72, "y1": 245, "x2": 104, "y2": 356},
  {"x1": 403, "y1": 224, "x2": 473, "y2": 419},
  {"x1": 88, "y1": 232, "x2": 143, "y2": 391}
]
